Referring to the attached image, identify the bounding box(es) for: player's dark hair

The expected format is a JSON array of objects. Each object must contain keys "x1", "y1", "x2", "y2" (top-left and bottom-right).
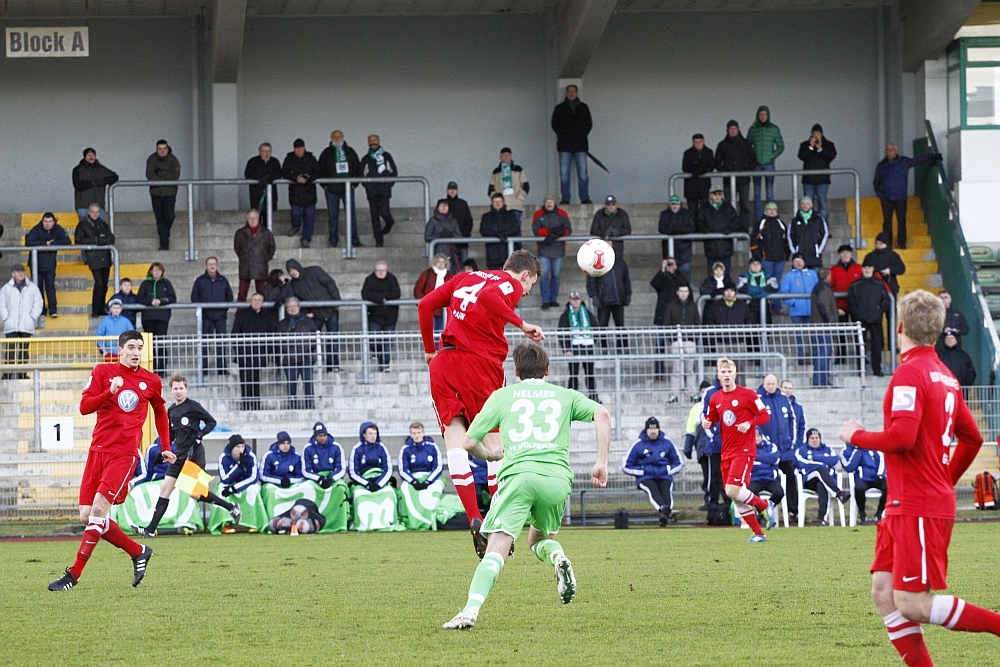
[
  {"x1": 513, "y1": 342, "x2": 548, "y2": 380},
  {"x1": 503, "y1": 250, "x2": 541, "y2": 278},
  {"x1": 119, "y1": 330, "x2": 143, "y2": 347},
  {"x1": 170, "y1": 372, "x2": 188, "y2": 388}
]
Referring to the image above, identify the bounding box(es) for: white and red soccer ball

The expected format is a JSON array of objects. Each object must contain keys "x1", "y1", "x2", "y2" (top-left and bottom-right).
[{"x1": 576, "y1": 239, "x2": 616, "y2": 277}]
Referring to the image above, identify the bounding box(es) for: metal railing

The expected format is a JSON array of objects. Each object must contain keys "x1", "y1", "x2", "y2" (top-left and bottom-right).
[
  {"x1": 0, "y1": 244, "x2": 121, "y2": 294},
  {"x1": 108, "y1": 175, "x2": 431, "y2": 262},
  {"x1": 668, "y1": 168, "x2": 863, "y2": 249}
]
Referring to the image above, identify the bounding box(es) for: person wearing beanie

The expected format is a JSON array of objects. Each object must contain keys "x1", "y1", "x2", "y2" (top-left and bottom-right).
[
  {"x1": 303, "y1": 421, "x2": 345, "y2": 489},
  {"x1": 214, "y1": 434, "x2": 263, "y2": 533},
  {"x1": 787, "y1": 196, "x2": 829, "y2": 269},
  {"x1": 623, "y1": 417, "x2": 683, "y2": 526},
  {"x1": 95, "y1": 298, "x2": 134, "y2": 359},
  {"x1": 746, "y1": 105, "x2": 784, "y2": 221},
  {"x1": 359, "y1": 135, "x2": 398, "y2": 247},
  {"x1": 281, "y1": 138, "x2": 320, "y2": 248},
  {"x1": 658, "y1": 194, "x2": 695, "y2": 282},
  {"x1": 445, "y1": 182, "x2": 474, "y2": 265},
  {"x1": 714, "y1": 120, "x2": 755, "y2": 227},
  {"x1": 259, "y1": 431, "x2": 304, "y2": 488},
  {"x1": 682, "y1": 133, "x2": 715, "y2": 215},
  {"x1": 831, "y1": 244, "x2": 862, "y2": 360},
  {"x1": 848, "y1": 263, "x2": 893, "y2": 376},
  {"x1": 145, "y1": 139, "x2": 182, "y2": 250},
  {"x1": 873, "y1": 142, "x2": 941, "y2": 248},
  {"x1": 798, "y1": 124, "x2": 836, "y2": 221},
  {"x1": 750, "y1": 200, "x2": 789, "y2": 285},
  {"x1": 72, "y1": 146, "x2": 118, "y2": 220},
  {"x1": 532, "y1": 195, "x2": 572, "y2": 308},
  {"x1": 488, "y1": 147, "x2": 530, "y2": 224},
  {"x1": 558, "y1": 290, "x2": 599, "y2": 402},
  {"x1": 284, "y1": 258, "x2": 341, "y2": 373},
  {"x1": 862, "y1": 232, "x2": 906, "y2": 296},
  {"x1": 794, "y1": 428, "x2": 850, "y2": 525},
  {"x1": 590, "y1": 195, "x2": 631, "y2": 260}
]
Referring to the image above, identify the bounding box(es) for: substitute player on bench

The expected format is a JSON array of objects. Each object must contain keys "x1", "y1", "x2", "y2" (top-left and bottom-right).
[
  {"x1": 49, "y1": 330, "x2": 174, "y2": 591},
  {"x1": 840, "y1": 290, "x2": 1000, "y2": 666}
]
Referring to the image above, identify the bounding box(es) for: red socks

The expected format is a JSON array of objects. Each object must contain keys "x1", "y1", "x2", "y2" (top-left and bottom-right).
[
  {"x1": 884, "y1": 611, "x2": 933, "y2": 666},
  {"x1": 735, "y1": 487, "x2": 768, "y2": 511},
  {"x1": 446, "y1": 449, "x2": 483, "y2": 523},
  {"x1": 68, "y1": 515, "x2": 143, "y2": 580},
  {"x1": 739, "y1": 508, "x2": 763, "y2": 536},
  {"x1": 930, "y1": 595, "x2": 1000, "y2": 635},
  {"x1": 102, "y1": 519, "x2": 144, "y2": 558}
]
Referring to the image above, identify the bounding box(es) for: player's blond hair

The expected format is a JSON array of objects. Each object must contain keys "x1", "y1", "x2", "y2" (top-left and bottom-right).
[
  {"x1": 716, "y1": 357, "x2": 736, "y2": 372},
  {"x1": 897, "y1": 289, "x2": 945, "y2": 347}
]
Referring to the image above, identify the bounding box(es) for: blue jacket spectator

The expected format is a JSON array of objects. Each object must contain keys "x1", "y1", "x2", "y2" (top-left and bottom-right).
[
  {"x1": 24, "y1": 214, "x2": 71, "y2": 273},
  {"x1": 133, "y1": 439, "x2": 170, "y2": 484},
  {"x1": 701, "y1": 379, "x2": 723, "y2": 455},
  {"x1": 131, "y1": 447, "x2": 147, "y2": 484},
  {"x1": 348, "y1": 421, "x2": 392, "y2": 490},
  {"x1": 398, "y1": 433, "x2": 443, "y2": 488},
  {"x1": 259, "y1": 432, "x2": 303, "y2": 487},
  {"x1": 469, "y1": 455, "x2": 488, "y2": 486},
  {"x1": 219, "y1": 435, "x2": 259, "y2": 494},
  {"x1": 873, "y1": 150, "x2": 939, "y2": 201},
  {"x1": 778, "y1": 258, "x2": 818, "y2": 317},
  {"x1": 96, "y1": 299, "x2": 134, "y2": 354},
  {"x1": 756, "y1": 378, "x2": 796, "y2": 460},
  {"x1": 302, "y1": 422, "x2": 344, "y2": 487},
  {"x1": 622, "y1": 426, "x2": 683, "y2": 487},
  {"x1": 785, "y1": 390, "x2": 807, "y2": 447},
  {"x1": 750, "y1": 434, "x2": 781, "y2": 485},
  {"x1": 108, "y1": 284, "x2": 138, "y2": 325},
  {"x1": 794, "y1": 440, "x2": 839, "y2": 475},
  {"x1": 839, "y1": 445, "x2": 885, "y2": 483}
]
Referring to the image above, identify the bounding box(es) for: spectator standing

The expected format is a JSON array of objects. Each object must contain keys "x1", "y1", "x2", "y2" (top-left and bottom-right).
[
  {"x1": 480, "y1": 192, "x2": 520, "y2": 270},
  {"x1": 797, "y1": 125, "x2": 836, "y2": 221},
  {"x1": 681, "y1": 134, "x2": 715, "y2": 215},
  {"x1": 303, "y1": 422, "x2": 345, "y2": 487},
  {"x1": 787, "y1": 197, "x2": 829, "y2": 269},
  {"x1": 939, "y1": 290, "x2": 970, "y2": 342},
  {"x1": 75, "y1": 204, "x2": 116, "y2": 318},
  {"x1": 795, "y1": 428, "x2": 850, "y2": 525},
  {"x1": 72, "y1": 147, "x2": 118, "y2": 220},
  {"x1": 424, "y1": 199, "x2": 462, "y2": 271},
  {"x1": 259, "y1": 432, "x2": 304, "y2": 487},
  {"x1": 318, "y1": 130, "x2": 362, "y2": 248},
  {"x1": 652, "y1": 258, "x2": 685, "y2": 326},
  {"x1": 697, "y1": 185, "x2": 741, "y2": 276},
  {"x1": 590, "y1": 195, "x2": 631, "y2": 260},
  {"x1": 685, "y1": 381, "x2": 714, "y2": 508},
  {"x1": 936, "y1": 332, "x2": 976, "y2": 386},
  {"x1": 810, "y1": 268, "x2": 837, "y2": 386},
  {"x1": 778, "y1": 254, "x2": 818, "y2": 359},
  {"x1": 488, "y1": 147, "x2": 529, "y2": 226},
  {"x1": 263, "y1": 269, "x2": 295, "y2": 318},
  {"x1": 244, "y1": 142, "x2": 282, "y2": 228},
  {"x1": 0, "y1": 264, "x2": 43, "y2": 380},
  {"x1": 714, "y1": 120, "x2": 755, "y2": 226},
  {"x1": 359, "y1": 135, "x2": 398, "y2": 247},
  {"x1": 96, "y1": 299, "x2": 134, "y2": 360},
  {"x1": 662, "y1": 283, "x2": 700, "y2": 403},
  {"x1": 281, "y1": 139, "x2": 320, "y2": 248},
  {"x1": 703, "y1": 282, "x2": 751, "y2": 335},
  {"x1": 780, "y1": 378, "x2": 805, "y2": 519},
  {"x1": 109, "y1": 277, "x2": 137, "y2": 325},
  {"x1": 749, "y1": 430, "x2": 784, "y2": 509},
  {"x1": 839, "y1": 444, "x2": 886, "y2": 524},
  {"x1": 137, "y1": 262, "x2": 176, "y2": 374},
  {"x1": 531, "y1": 195, "x2": 572, "y2": 309},
  {"x1": 233, "y1": 209, "x2": 276, "y2": 301},
  {"x1": 746, "y1": 106, "x2": 784, "y2": 221},
  {"x1": 750, "y1": 201, "x2": 789, "y2": 283},
  {"x1": 586, "y1": 255, "x2": 631, "y2": 335},
  {"x1": 231, "y1": 292, "x2": 277, "y2": 410},
  {"x1": 277, "y1": 297, "x2": 318, "y2": 409},
  {"x1": 445, "y1": 182, "x2": 474, "y2": 265},
  {"x1": 658, "y1": 195, "x2": 695, "y2": 283},
  {"x1": 862, "y1": 232, "x2": 905, "y2": 296},
  {"x1": 756, "y1": 374, "x2": 796, "y2": 471},
  {"x1": 847, "y1": 264, "x2": 892, "y2": 376},
  {"x1": 348, "y1": 421, "x2": 392, "y2": 491},
  {"x1": 873, "y1": 143, "x2": 940, "y2": 248},
  {"x1": 398, "y1": 422, "x2": 443, "y2": 489},
  {"x1": 623, "y1": 417, "x2": 683, "y2": 526},
  {"x1": 145, "y1": 140, "x2": 181, "y2": 251},
  {"x1": 551, "y1": 84, "x2": 592, "y2": 205},
  {"x1": 285, "y1": 259, "x2": 341, "y2": 372},
  {"x1": 831, "y1": 244, "x2": 862, "y2": 360},
  {"x1": 24, "y1": 212, "x2": 71, "y2": 317},
  {"x1": 413, "y1": 254, "x2": 454, "y2": 335},
  {"x1": 190, "y1": 257, "x2": 234, "y2": 375},
  {"x1": 361, "y1": 261, "x2": 401, "y2": 372},
  {"x1": 558, "y1": 290, "x2": 598, "y2": 402}
]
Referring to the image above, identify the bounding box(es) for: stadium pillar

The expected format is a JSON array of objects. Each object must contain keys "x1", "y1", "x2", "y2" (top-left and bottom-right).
[
  {"x1": 554, "y1": 0, "x2": 616, "y2": 79},
  {"x1": 210, "y1": 0, "x2": 246, "y2": 210}
]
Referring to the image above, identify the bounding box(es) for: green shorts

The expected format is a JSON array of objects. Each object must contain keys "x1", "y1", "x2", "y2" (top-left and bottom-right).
[{"x1": 481, "y1": 471, "x2": 571, "y2": 538}]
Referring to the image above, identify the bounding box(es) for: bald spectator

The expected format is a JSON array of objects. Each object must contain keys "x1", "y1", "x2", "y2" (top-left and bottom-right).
[
  {"x1": 244, "y1": 142, "x2": 282, "y2": 228},
  {"x1": 359, "y1": 135, "x2": 398, "y2": 247},
  {"x1": 318, "y1": 130, "x2": 362, "y2": 248},
  {"x1": 873, "y1": 143, "x2": 940, "y2": 248},
  {"x1": 233, "y1": 209, "x2": 276, "y2": 301},
  {"x1": 361, "y1": 260, "x2": 401, "y2": 372}
]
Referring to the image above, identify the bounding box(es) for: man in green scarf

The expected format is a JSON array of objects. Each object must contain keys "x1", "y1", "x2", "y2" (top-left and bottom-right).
[
  {"x1": 557, "y1": 290, "x2": 598, "y2": 402},
  {"x1": 359, "y1": 135, "x2": 398, "y2": 247},
  {"x1": 488, "y1": 147, "x2": 529, "y2": 226}
]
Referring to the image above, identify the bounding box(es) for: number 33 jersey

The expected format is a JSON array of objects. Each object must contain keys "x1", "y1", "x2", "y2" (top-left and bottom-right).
[{"x1": 467, "y1": 379, "x2": 601, "y2": 485}]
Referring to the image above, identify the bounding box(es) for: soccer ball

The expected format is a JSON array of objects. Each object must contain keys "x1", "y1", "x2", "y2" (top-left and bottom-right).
[{"x1": 577, "y1": 239, "x2": 616, "y2": 277}]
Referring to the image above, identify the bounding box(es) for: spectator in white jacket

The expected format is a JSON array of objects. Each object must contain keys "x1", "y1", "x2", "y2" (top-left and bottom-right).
[{"x1": 1, "y1": 263, "x2": 44, "y2": 379}]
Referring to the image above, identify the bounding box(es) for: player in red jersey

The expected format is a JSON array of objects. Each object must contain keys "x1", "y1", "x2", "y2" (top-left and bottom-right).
[
  {"x1": 48, "y1": 330, "x2": 174, "y2": 591},
  {"x1": 701, "y1": 357, "x2": 774, "y2": 542},
  {"x1": 418, "y1": 249, "x2": 543, "y2": 557},
  {"x1": 839, "y1": 290, "x2": 1000, "y2": 666}
]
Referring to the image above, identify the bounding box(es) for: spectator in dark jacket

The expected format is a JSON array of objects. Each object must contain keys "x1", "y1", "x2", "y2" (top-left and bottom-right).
[
  {"x1": 831, "y1": 244, "x2": 863, "y2": 359},
  {"x1": 109, "y1": 277, "x2": 138, "y2": 325},
  {"x1": 848, "y1": 264, "x2": 892, "y2": 376},
  {"x1": 737, "y1": 257, "x2": 778, "y2": 324},
  {"x1": 362, "y1": 261, "x2": 401, "y2": 372},
  {"x1": 661, "y1": 284, "x2": 700, "y2": 402},
  {"x1": 191, "y1": 256, "x2": 234, "y2": 375},
  {"x1": 282, "y1": 139, "x2": 320, "y2": 247},
  {"x1": 277, "y1": 298, "x2": 318, "y2": 409},
  {"x1": 795, "y1": 429, "x2": 850, "y2": 525},
  {"x1": 810, "y1": 268, "x2": 837, "y2": 386},
  {"x1": 939, "y1": 290, "x2": 970, "y2": 344},
  {"x1": 233, "y1": 209, "x2": 276, "y2": 301},
  {"x1": 146, "y1": 140, "x2": 181, "y2": 250},
  {"x1": 259, "y1": 432, "x2": 304, "y2": 486},
  {"x1": 714, "y1": 120, "x2": 756, "y2": 226},
  {"x1": 703, "y1": 282, "x2": 751, "y2": 356},
  {"x1": 798, "y1": 125, "x2": 837, "y2": 221},
  {"x1": 231, "y1": 292, "x2": 277, "y2": 410},
  {"x1": 446, "y1": 182, "x2": 474, "y2": 264},
  {"x1": 424, "y1": 199, "x2": 463, "y2": 272},
  {"x1": 263, "y1": 269, "x2": 295, "y2": 318},
  {"x1": 75, "y1": 203, "x2": 116, "y2": 317},
  {"x1": 756, "y1": 374, "x2": 796, "y2": 466},
  {"x1": 286, "y1": 258, "x2": 341, "y2": 372},
  {"x1": 936, "y1": 332, "x2": 976, "y2": 386},
  {"x1": 651, "y1": 258, "x2": 686, "y2": 325},
  {"x1": 136, "y1": 262, "x2": 176, "y2": 373},
  {"x1": 244, "y1": 142, "x2": 282, "y2": 228},
  {"x1": 681, "y1": 134, "x2": 714, "y2": 214},
  {"x1": 558, "y1": 291, "x2": 598, "y2": 401},
  {"x1": 623, "y1": 417, "x2": 683, "y2": 525},
  {"x1": 873, "y1": 143, "x2": 941, "y2": 248},
  {"x1": 587, "y1": 257, "x2": 631, "y2": 333},
  {"x1": 480, "y1": 192, "x2": 520, "y2": 270},
  {"x1": 318, "y1": 130, "x2": 362, "y2": 248},
  {"x1": 551, "y1": 85, "x2": 593, "y2": 204},
  {"x1": 24, "y1": 212, "x2": 71, "y2": 317},
  {"x1": 590, "y1": 195, "x2": 631, "y2": 259},
  {"x1": 750, "y1": 201, "x2": 789, "y2": 282},
  {"x1": 787, "y1": 197, "x2": 829, "y2": 269},
  {"x1": 839, "y1": 444, "x2": 886, "y2": 524},
  {"x1": 413, "y1": 254, "x2": 454, "y2": 334},
  {"x1": 658, "y1": 195, "x2": 695, "y2": 282},
  {"x1": 697, "y1": 185, "x2": 741, "y2": 276},
  {"x1": 700, "y1": 261, "x2": 729, "y2": 299},
  {"x1": 862, "y1": 232, "x2": 906, "y2": 296},
  {"x1": 532, "y1": 195, "x2": 572, "y2": 309},
  {"x1": 359, "y1": 135, "x2": 398, "y2": 247},
  {"x1": 72, "y1": 147, "x2": 118, "y2": 220}
]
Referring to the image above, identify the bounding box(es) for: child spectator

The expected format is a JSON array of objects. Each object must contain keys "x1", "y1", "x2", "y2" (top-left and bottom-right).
[
  {"x1": 96, "y1": 298, "x2": 134, "y2": 360},
  {"x1": 108, "y1": 277, "x2": 138, "y2": 325}
]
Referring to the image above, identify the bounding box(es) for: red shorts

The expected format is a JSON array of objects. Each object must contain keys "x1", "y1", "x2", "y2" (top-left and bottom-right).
[
  {"x1": 429, "y1": 349, "x2": 505, "y2": 434},
  {"x1": 871, "y1": 514, "x2": 954, "y2": 592},
  {"x1": 79, "y1": 449, "x2": 140, "y2": 506},
  {"x1": 722, "y1": 454, "x2": 754, "y2": 487}
]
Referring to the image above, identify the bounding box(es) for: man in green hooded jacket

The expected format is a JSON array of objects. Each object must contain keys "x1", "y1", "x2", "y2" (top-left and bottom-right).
[{"x1": 747, "y1": 106, "x2": 784, "y2": 222}]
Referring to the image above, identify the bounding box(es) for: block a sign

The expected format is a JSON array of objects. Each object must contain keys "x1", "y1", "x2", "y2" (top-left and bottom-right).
[{"x1": 6, "y1": 27, "x2": 89, "y2": 58}]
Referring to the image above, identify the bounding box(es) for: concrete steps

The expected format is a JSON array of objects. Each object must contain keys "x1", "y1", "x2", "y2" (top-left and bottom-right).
[{"x1": 848, "y1": 196, "x2": 942, "y2": 294}]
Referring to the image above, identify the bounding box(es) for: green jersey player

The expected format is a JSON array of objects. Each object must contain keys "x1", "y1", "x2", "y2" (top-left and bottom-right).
[{"x1": 443, "y1": 342, "x2": 611, "y2": 630}]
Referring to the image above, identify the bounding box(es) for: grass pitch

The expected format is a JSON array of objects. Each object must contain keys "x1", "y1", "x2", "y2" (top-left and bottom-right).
[{"x1": 2, "y1": 524, "x2": 999, "y2": 666}]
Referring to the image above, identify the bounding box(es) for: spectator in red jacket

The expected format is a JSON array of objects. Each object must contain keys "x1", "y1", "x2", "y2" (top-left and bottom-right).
[
  {"x1": 414, "y1": 254, "x2": 454, "y2": 335},
  {"x1": 830, "y1": 243, "x2": 863, "y2": 363},
  {"x1": 532, "y1": 195, "x2": 572, "y2": 309}
]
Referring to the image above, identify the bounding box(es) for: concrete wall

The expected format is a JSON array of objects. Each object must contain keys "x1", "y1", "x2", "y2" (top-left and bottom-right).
[
  {"x1": 0, "y1": 19, "x2": 195, "y2": 215},
  {"x1": 954, "y1": 129, "x2": 1000, "y2": 243}
]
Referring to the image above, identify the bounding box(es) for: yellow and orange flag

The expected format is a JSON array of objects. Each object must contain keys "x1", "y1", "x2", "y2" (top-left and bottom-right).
[{"x1": 176, "y1": 459, "x2": 212, "y2": 499}]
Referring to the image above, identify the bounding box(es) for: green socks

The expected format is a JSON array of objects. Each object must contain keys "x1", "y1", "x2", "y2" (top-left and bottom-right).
[
  {"x1": 530, "y1": 538, "x2": 565, "y2": 565},
  {"x1": 464, "y1": 553, "x2": 505, "y2": 615}
]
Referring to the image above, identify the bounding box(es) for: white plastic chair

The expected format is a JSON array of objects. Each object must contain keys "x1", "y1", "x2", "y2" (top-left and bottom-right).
[
  {"x1": 847, "y1": 474, "x2": 886, "y2": 526},
  {"x1": 756, "y1": 471, "x2": 790, "y2": 528},
  {"x1": 797, "y1": 470, "x2": 846, "y2": 527}
]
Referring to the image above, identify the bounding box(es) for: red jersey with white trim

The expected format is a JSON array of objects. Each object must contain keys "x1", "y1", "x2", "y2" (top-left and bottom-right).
[
  {"x1": 852, "y1": 346, "x2": 981, "y2": 519},
  {"x1": 418, "y1": 270, "x2": 524, "y2": 365},
  {"x1": 705, "y1": 385, "x2": 770, "y2": 458},
  {"x1": 80, "y1": 362, "x2": 171, "y2": 455}
]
